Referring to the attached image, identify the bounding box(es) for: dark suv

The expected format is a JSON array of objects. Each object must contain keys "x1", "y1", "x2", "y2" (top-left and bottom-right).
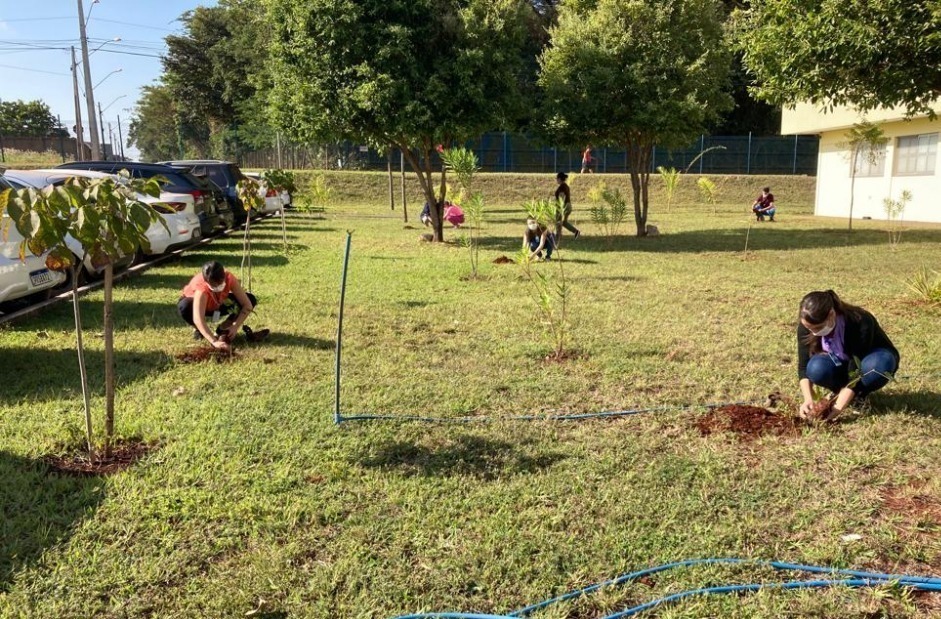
[
  {"x1": 159, "y1": 160, "x2": 249, "y2": 224},
  {"x1": 55, "y1": 161, "x2": 224, "y2": 235}
]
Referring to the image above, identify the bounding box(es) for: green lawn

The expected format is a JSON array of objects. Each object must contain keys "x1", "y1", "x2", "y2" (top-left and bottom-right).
[{"x1": 2, "y1": 183, "x2": 941, "y2": 618}]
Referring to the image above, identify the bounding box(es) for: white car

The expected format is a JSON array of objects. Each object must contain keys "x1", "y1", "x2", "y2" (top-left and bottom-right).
[
  {"x1": 0, "y1": 216, "x2": 68, "y2": 305},
  {"x1": 244, "y1": 172, "x2": 292, "y2": 214},
  {"x1": 4, "y1": 169, "x2": 202, "y2": 263},
  {"x1": 1, "y1": 172, "x2": 68, "y2": 304}
]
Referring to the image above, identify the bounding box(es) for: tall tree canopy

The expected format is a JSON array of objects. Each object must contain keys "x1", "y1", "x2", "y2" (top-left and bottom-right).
[
  {"x1": 127, "y1": 83, "x2": 209, "y2": 161},
  {"x1": 161, "y1": 0, "x2": 272, "y2": 156},
  {"x1": 734, "y1": 0, "x2": 941, "y2": 116},
  {"x1": 538, "y1": 0, "x2": 733, "y2": 236},
  {"x1": 0, "y1": 99, "x2": 66, "y2": 137},
  {"x1": 264, "y1": 0, "x2": 531, "y2": 241}
]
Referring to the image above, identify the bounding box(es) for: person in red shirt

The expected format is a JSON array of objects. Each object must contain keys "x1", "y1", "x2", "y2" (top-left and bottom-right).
[
  {"x1": 177, "y1": 261, "x2": 266, "y2": 350},
  {"x1": 580, "y1": 145, "x2": 594, "y2": 174},
  {"x1": 751, "y1": 186, "x2": 776, "y2": 221}
]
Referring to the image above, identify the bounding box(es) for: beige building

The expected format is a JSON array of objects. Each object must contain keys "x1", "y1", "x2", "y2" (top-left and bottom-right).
[{"x1": 782, "y1": 102, "x2": 941, "y2": 223}]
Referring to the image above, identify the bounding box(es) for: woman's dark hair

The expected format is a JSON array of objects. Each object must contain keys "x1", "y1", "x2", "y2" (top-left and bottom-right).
[
  {"x1": 799, "y1": 290, "x2": 865, "y2": 351},
  {"x1": 556, "y1": 172, "x2": 568, "y2": 181},
  {"x1": 762, "y1": 186, "x2": 771, "y2": 192},
  {"x1": 202, "y1": 261, "x2": 225, "y2": 286}
]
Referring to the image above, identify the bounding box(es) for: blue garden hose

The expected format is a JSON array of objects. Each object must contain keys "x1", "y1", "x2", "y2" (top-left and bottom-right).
[{"x1": 391, "y1": 558, "x2": 941, "y2": 619}]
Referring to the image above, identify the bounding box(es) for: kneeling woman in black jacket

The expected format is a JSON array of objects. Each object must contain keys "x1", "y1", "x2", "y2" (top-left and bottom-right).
[{"x1": 797, "y1": 290, "x2": 899, "y2": 418}]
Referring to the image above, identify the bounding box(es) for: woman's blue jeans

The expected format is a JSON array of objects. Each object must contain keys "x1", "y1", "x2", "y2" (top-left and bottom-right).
[
  {"x1": 529, "y1": 234, "x2": 555, "y2": 259},
  {"x1": 805, "y1": 348, "x2": 898, "y2": 397}
]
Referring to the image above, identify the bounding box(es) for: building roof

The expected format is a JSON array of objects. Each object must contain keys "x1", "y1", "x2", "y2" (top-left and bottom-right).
[{"x1": 781, "y1": 101, "x2": 941, "y2": 135}]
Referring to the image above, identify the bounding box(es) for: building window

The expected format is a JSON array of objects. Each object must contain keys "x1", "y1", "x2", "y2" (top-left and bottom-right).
[
  {"x1": 895, "y1": 133, "x2": 938, "y2": 176},
  {"x1": 852, "y1": 143, "x2": 886, "y2": 177}
]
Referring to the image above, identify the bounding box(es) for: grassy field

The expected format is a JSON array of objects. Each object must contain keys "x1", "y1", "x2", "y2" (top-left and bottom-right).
[{"x1": 2, "y1": 176, "x2": 941, "y2": 618}]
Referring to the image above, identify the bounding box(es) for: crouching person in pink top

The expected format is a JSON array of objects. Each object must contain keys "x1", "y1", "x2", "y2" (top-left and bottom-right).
[{"x1": 177, "y1": 261, "x2": 268, "y2": 349}]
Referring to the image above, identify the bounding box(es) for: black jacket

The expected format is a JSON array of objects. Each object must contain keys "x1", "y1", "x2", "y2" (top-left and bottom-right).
[{"x1": 796, "y1": 310, "x2": 899, "y2": 380}]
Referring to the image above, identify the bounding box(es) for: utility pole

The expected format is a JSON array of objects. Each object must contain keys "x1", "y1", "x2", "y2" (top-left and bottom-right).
[
  {"x1": 117, "y1": 114, "x2": 125, "y2": 160},
  {"x1": 77, "y1": 0, "x2": 100, "y2": 159},
  {"x1": 98, "y1": 102, "x2": 107, "y2": 160},
  {"x1": 70, "y1": 46, "x2": 85, "y2": 161}
]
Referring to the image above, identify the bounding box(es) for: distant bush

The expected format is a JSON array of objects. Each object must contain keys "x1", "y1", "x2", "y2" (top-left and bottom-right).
[{"x1": 1, "y1": 148, "x2": 62, "y2": 166}]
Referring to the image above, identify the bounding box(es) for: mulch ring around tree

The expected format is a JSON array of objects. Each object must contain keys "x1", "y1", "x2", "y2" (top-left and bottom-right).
[
  {"x1": 45, "y1": 439, "x2": 158, "y2": 476},
  {"x1": 696, "y1": 405, "x2": 807, "y2": 440},
  {"x1": 175, "y1": 347, "x2": 241, "y2": 364}
]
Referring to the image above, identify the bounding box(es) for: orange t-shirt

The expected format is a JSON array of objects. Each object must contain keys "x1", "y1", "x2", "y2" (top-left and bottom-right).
[{"x1": 181, "y1": 271, "x2": 236, "y2": 312}]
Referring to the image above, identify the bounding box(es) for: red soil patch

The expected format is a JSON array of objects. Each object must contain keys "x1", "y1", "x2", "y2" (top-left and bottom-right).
[
  {"x1": 45, "y1": 439, "x2": 157, "y2": 476},
  {"x1": 880, "y1": 481, "x2": 941, "y2": 527},
  {"x1": 175, "y1": 347, "x2": 240, "y2": 364},
  {"x1": 492, "y1": 255, "x2": 514, "y2": 264},
  {"x1": 696, "y1": 405, "x2": 806, "y2": 440}
]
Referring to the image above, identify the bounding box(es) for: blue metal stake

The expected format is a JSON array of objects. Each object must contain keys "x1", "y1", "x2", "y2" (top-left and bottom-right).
[{"x1": 334, "y1": 232, "x2": 352, "y2": 424}]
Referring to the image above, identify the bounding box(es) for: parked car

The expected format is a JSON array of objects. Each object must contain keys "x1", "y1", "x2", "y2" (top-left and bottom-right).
[
  {"x1": 5, "y1": 169, "x2": 201, "y2": 266},
  {"x1": 158, "y1": 160, "x2": 250, "y2": 224},
  {"x1": 0, "y1": 173, "x2": 68, "y2": 306},
  {"x1": 244, "y1": 172, "x2": 293, "y2": 213},
  {"x1": 55, "y1": 161, "x2": 221, "y2": 235},
  {"x1": 185, "y1": 173, "x2": 235, "y2": 230}
]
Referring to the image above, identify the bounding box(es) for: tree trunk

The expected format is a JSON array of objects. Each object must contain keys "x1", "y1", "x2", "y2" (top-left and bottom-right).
[
  {"x1": 400, "y1": 150, "x2": 408, "y2": 223},
  {"x1": 848, "y1": 150, "x2": 858, "y2": 232},
  {"x1": 279, "y1": 197, "x2": 287, "y2": 250},
  {"x1": 626, "y1": 136, "x2": 652, "y2": 236},
  {"x1": 401, "y1": 145, "x2": 444, "y2": 241},
  {"x1": 241, "y1": 214, "x2": 253, "y2": 289},
  {"x1": 103, "y1": 261, "x2": 115, "y2": 459},
  {"x1": 387, "y1": 148, "x2": 395, "y2": 211},
  {"x1": 71, "y1": 262, "x2": 94, "y2": 460}
]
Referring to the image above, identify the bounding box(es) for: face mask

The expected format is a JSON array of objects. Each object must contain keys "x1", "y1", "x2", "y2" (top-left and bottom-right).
[
  {"x1": 209, "y1": 282, "x2": 226, "y2": 293},
  {"x1": 810, "y1": 321, "x2": 833, "y2": 337},
  {"x1": 528, "y1": 223, "x2": 539, "y2": 231}
]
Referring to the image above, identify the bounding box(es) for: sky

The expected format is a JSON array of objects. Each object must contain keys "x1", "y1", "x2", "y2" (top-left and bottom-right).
[{"x1": 0, "y1": 0, "x2": 216, "y2": 158}]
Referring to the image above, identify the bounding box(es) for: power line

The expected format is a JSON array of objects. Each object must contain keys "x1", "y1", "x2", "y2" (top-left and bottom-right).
[
  {"x1": 0, "y1": 62, "x2": 69, "y2": 76},
  {"x1": 92, "y1": 18, "x2": 179, "y2": 33}
]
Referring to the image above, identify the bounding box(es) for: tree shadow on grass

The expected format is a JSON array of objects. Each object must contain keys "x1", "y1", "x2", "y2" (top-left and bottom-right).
[
  {"x1": 0, "y1": 451, "x2": 106, "y2": 592},
  {"x1": 355, "y1": 434, "x2": 567, "y2": 480},
  {"x1": 867, "y1": 390, "x2": 941, "y2": 420},
  {"x1": 0, "y1": 346, "x2": 168, "y2": 405},
  {"x1": 571, "y1": 227, "x2": 941, "y2": 254},
  {"x1": 262, "y1": 332, "x2": 334, "y2": 350}
]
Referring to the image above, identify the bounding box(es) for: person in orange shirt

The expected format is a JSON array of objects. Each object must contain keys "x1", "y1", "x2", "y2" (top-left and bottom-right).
[{"x1": 177, "y1": 261, "x2": 267, "y2": 350}]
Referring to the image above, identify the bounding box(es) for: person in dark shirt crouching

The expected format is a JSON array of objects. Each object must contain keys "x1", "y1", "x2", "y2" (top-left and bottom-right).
[{"x1": 796, "y1": 290, "x2": 899, "y2": 419}]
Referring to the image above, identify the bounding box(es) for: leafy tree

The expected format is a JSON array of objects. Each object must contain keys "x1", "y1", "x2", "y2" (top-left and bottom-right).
[
  {"x1": 128, "y1": 82, "x2": 210, "y2": 161},
  {"x1": 0, "y1": 99, "x2": 65, "y2": 137},
  {"x1": 163, "y1": 0, "x2": 274, "y2": 156},
  {"x1": 733, "y1": 0, "x2": 941, "y2": 116},
  {"x1": 538, "y1": 0, "x2": 733, "y2": 236},
  {"x1": 264, "y1": 0, "x2": 531, "y2": 242},
  {"x1": 2, "y1": 175, "x2": 165, "y2": 460},
  {"x1": 841, "y1": 121, "x2": 888, "y2": 231}
]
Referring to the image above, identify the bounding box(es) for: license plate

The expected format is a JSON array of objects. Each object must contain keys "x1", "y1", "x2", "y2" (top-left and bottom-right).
[{"x1": 30, "y1": 268, "x2": 53, "y2": 287}]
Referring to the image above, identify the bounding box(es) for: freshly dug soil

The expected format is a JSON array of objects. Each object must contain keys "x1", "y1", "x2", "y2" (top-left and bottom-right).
[
  {"x1": 176, "y1": 347, "x2": 240, "y2": 364},
  {"x1": 492, "y1": 255, "x2": 514, "y2": 264},
  {"x1": 696, "y1": 405, "x2": 805, "y2": 440},
  {"x1": 45, "y1": 440, "x2": 157, "y2": 476}
]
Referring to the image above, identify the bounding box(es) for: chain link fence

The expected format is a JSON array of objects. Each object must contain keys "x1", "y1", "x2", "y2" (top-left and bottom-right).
[{"x1": 238, "y1": 132, "x2": 819, "y2": 175}]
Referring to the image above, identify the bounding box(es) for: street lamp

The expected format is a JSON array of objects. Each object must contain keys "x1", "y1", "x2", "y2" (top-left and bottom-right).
[
  {"x1": 98, "y1": 95, "x2": 127, "y2": 160},
  {"x1": 93, "y1": 68, "x2": 122, "y2": 91}
]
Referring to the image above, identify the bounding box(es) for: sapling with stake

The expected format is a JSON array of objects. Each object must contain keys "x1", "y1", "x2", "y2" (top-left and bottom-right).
[{"x1": 237, "y1": 177, "x2": 264, "y2": 291}]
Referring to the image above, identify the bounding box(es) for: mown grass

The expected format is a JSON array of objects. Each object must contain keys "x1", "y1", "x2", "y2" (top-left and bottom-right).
[{"x1": 2, "y1": 180, "x2": 941, "y2": 618}]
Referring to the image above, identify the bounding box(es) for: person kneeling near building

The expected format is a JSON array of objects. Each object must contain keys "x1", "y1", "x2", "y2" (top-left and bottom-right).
[
  {"x1": 178, "y1": 261, "x2": 268, "y2": 350},
  {"x1": 751, "y1": 186, "x2": 776, "y2": 221}
]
